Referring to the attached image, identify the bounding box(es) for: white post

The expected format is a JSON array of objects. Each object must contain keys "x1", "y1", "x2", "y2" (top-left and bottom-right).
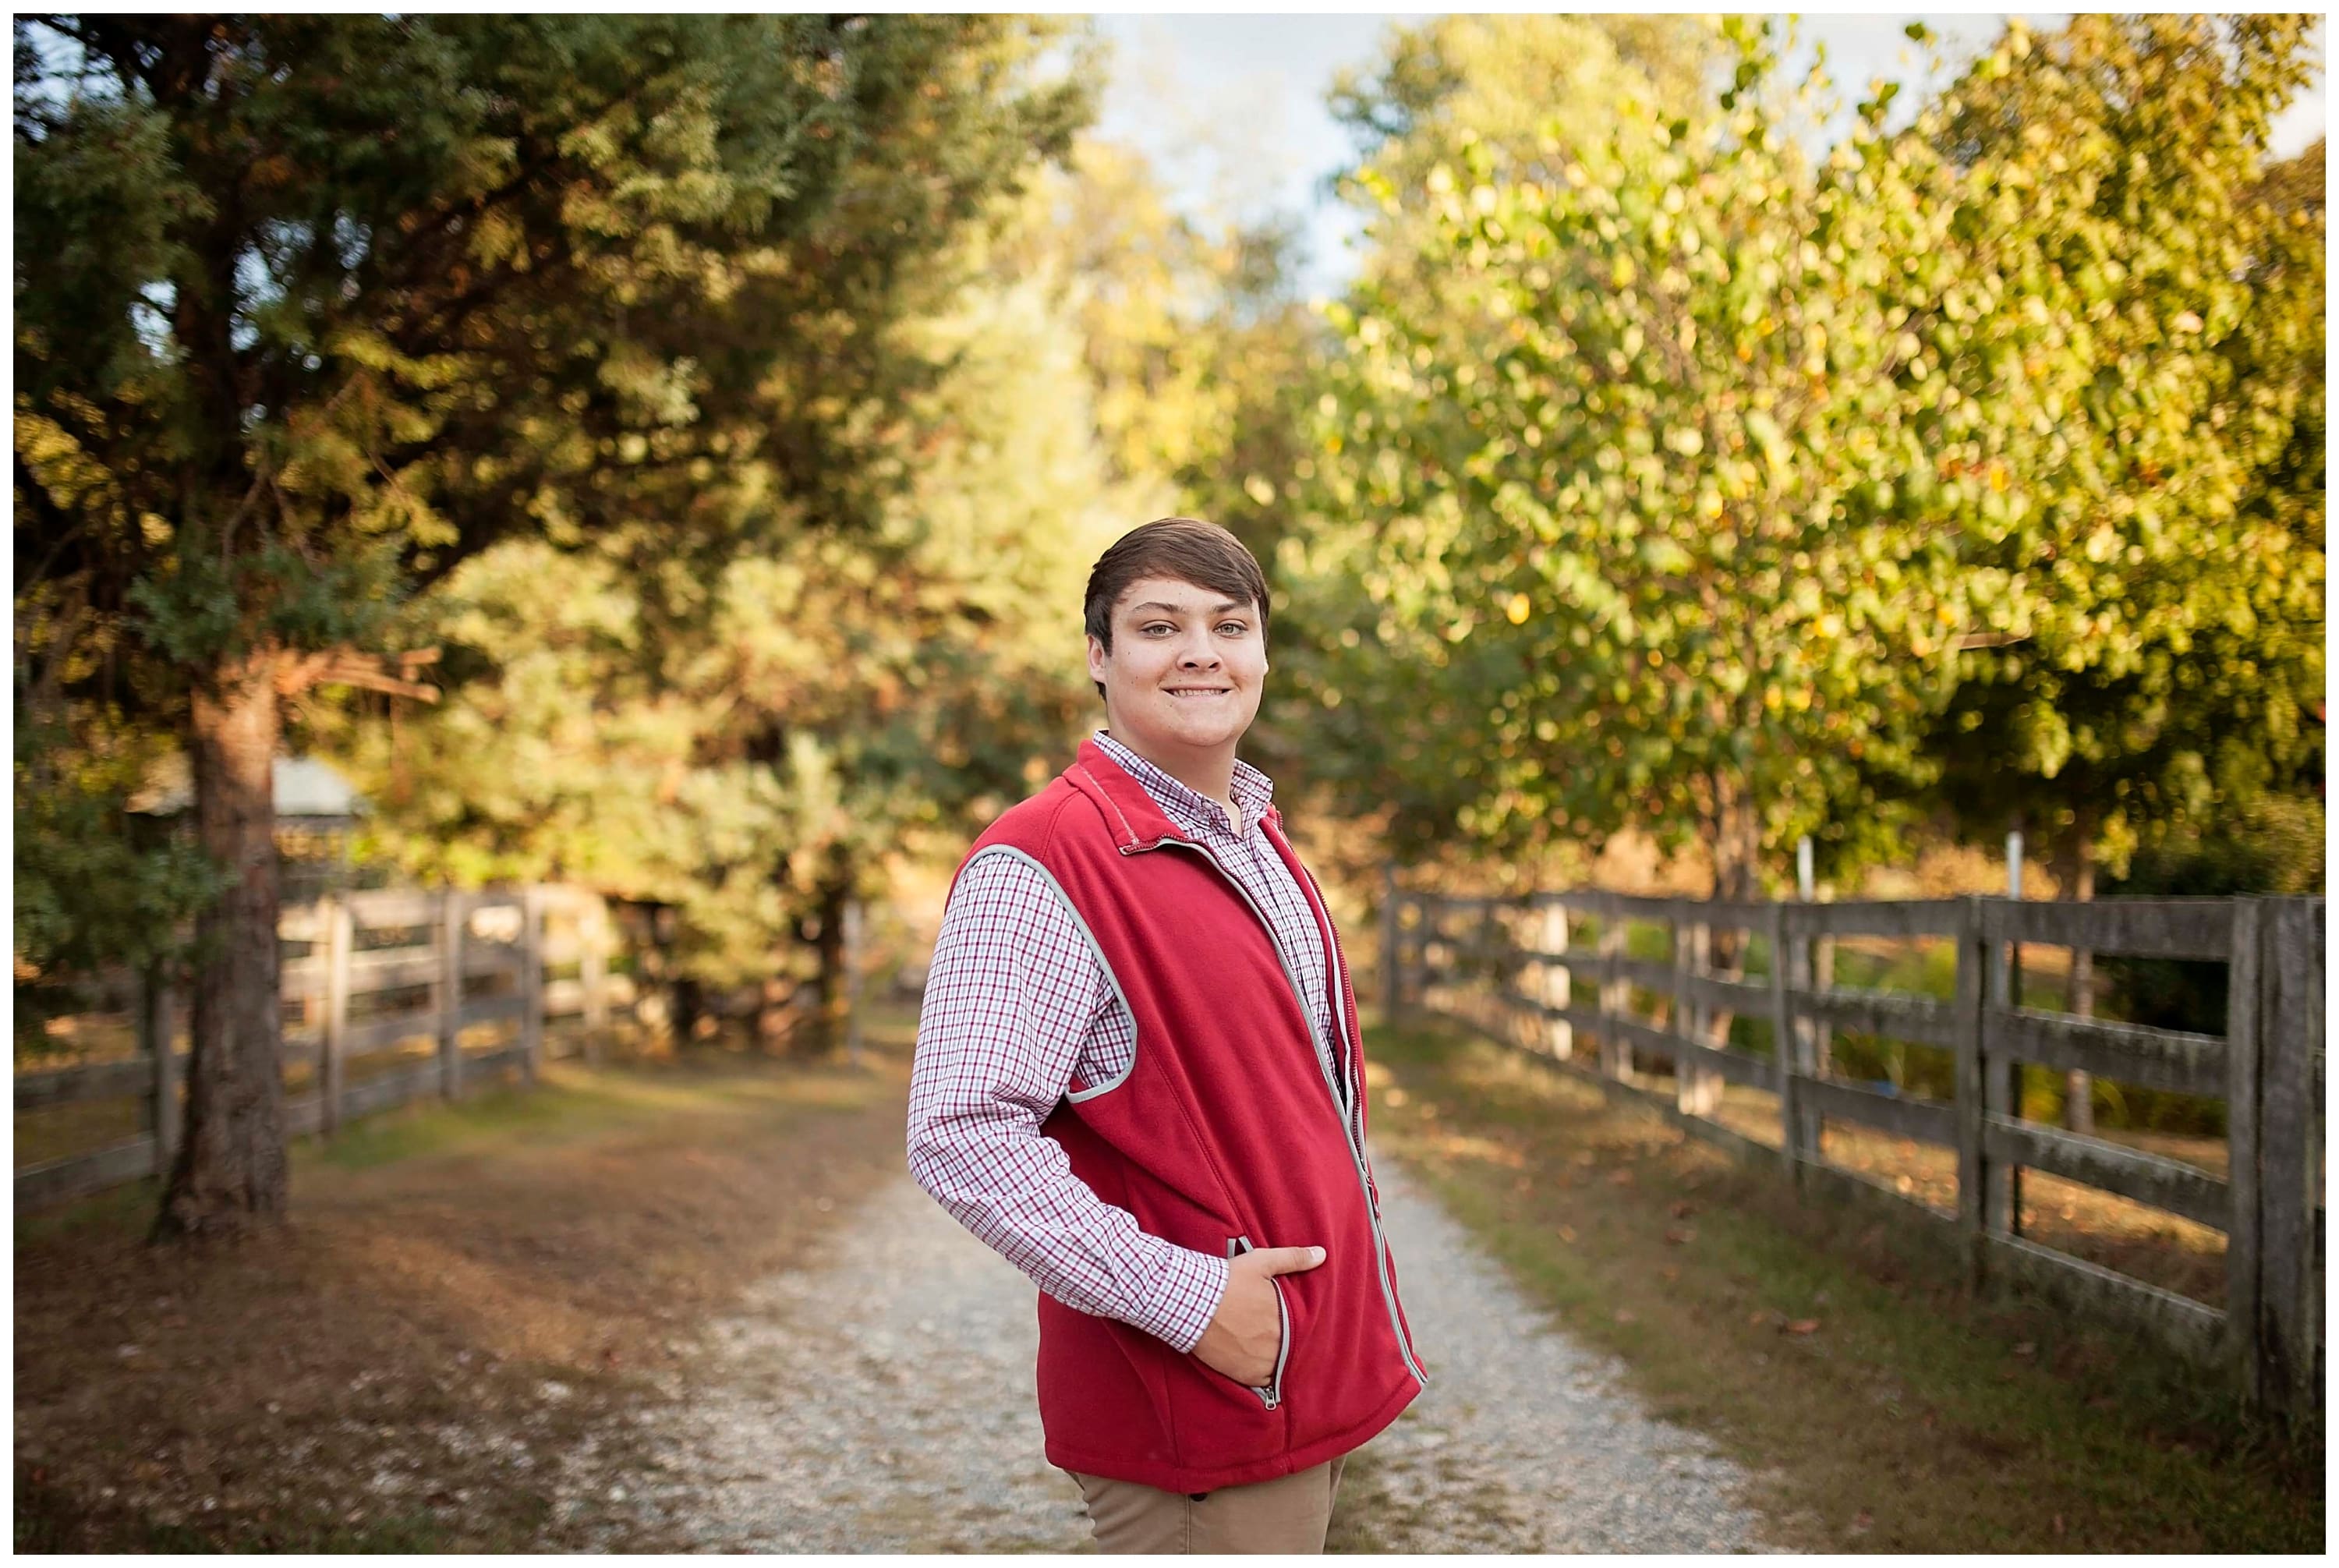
[
  {"x1": 1789, "y1": 837, "x2": 1822, "y2": 1162},
  {"x1": 323, "y1": 896, "x2": 352, "y2": 1135},
  {"x1": 519, "y1": 887, "x2": 545, "y2": 1083},
  {"x1": 1539, "y1": 902, "x2": 1573, "y2": 1060},
  {"x1": 439, "y1": 889, "x2": 465, "y2": 1100}
]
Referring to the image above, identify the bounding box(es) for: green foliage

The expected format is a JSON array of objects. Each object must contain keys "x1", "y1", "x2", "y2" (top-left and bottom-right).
[
  {"x1": 1287, "y1": 19, "x2": 1976, "y2": 894},
  {"x1": 16, "y1": 16, "x2": 1088, "y2": 992},
  {"x1": 317, "y1": 242, "x2": 1131, "y2": 989},
  {"x1": 1909, "y1": 17, "x2": 2326, "y2": 880},
  {"x1": 12, "y1": 703, "x2": 224, "y2": 1057},
  {"x1": 1286, "y1": 14, "x2": 2323, "y2": 901}
]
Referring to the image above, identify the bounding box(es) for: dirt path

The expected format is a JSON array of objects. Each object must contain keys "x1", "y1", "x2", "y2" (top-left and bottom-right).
[{"x1": 561, "y1": 1159, "x2": 1781, "y2": 1552}]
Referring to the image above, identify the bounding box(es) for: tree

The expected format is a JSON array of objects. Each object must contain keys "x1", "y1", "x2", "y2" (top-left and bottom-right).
[
  {"x1": 1288, "y1": 19, "x2": 2000, "y2": 906},
  {"x1": 15, "y1": 15, "x2": 1084, "y2": 1234},
  {"x1": 1913, "y1": 18, "x2": 2324, "y2": 883},
  {"x1": 318, "y1": 163, "x2": 1152, "y2": 1051},
  {"x1": 1893, "y1": 18, "x2": 2323, "y2": 1126}
]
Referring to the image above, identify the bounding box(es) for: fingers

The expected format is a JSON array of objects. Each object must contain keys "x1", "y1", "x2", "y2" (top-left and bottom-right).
[{"x1": 1251, "y1": 1244, "x2": 1326, "y2": 1276}]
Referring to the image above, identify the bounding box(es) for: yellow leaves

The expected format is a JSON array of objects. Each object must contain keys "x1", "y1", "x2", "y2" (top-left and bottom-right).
[{"x1": 1506, "y1": 592, "x2": 1532, "y2": 625}]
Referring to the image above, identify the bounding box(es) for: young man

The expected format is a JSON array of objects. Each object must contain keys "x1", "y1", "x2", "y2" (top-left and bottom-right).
[{"x1": 908, "y1": 517, "x2": 1427, "y2": 1553}]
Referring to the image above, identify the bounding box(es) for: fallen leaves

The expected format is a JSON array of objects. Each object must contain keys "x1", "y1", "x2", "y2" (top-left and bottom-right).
[
  {"x1": 1556, "y1": 1225, "x2": 1579, "y2": 1244},
  {"x1": 1784, "y1": 1318, "x2": 1821, "y2": 1336},
  {"x1": 1663, "y1": 1226, "x2": 1696, "y2": 1246}
]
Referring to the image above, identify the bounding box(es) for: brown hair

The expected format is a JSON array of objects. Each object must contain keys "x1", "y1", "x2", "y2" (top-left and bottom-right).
[{"x1": 1084, "y1": 518, "x2": 1271, "y2": 698}]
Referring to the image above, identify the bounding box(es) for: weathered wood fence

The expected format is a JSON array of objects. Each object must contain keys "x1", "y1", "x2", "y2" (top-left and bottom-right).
[
  {"x1": 15, "y1": 884, "x2": 630, "y2": 1212},
  {"x1": 1385, "y1": 885, "x2": 2324, "y2": 1418}
]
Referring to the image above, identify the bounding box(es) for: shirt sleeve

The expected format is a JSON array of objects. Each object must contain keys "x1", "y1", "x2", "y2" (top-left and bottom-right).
[{"x1": 907, "y1": 849, "x2": 1229, "y2": 1353}]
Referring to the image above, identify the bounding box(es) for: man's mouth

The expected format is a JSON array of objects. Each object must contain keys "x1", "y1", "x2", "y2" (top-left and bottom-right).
[{"x1": 1163, "y1": 686, "x2": 1233, "y2": 699}]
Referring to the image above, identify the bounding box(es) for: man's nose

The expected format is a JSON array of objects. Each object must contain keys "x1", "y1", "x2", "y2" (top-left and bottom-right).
[{"x1": 1177, "y1": 635, "x2": 1221, "y2": 667}]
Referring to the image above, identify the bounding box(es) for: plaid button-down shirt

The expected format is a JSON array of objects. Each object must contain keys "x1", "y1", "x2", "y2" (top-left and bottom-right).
[{"x1": 908, "y1": 730, "x2": 1346, "y2": 1353}]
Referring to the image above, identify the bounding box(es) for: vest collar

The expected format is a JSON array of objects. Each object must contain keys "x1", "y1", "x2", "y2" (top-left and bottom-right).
[{"x1": 1066, "y1": 736, "x2": 1286, "y2": 854}]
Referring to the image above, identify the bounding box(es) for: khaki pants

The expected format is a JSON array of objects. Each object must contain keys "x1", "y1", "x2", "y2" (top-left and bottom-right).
[{"x1": 1067, "y1": 1456, "x2": 1348, "y2": 1554}]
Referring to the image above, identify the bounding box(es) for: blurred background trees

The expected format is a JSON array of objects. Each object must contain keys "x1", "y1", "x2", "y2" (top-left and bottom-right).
[{"x1": 16, "y1": 13, "x2": 2323, "y2": 1216}]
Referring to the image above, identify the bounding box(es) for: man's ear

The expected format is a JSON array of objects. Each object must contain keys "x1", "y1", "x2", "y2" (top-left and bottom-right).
[{"x1": 1085, "y1": 634, "x2": 1107, "y2": 686}]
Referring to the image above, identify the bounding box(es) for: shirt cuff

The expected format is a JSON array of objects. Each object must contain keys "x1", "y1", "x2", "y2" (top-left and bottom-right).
[{"x1": 1129, "y1": 1245, "x2": 1230, "y2": 1354}]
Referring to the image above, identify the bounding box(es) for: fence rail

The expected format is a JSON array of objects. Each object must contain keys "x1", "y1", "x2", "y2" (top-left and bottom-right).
[
  {"x1": 15, "y1": 883, "x2": 629, "y2": 1212},
  {"x1": 1388, "y1": 884, "x2": 2324, "y2": 1418}
]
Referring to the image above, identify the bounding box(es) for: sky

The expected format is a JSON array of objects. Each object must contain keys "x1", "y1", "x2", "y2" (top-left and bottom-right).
[{"x1": 1091, "y1": 13, "x2": 2329, "y2": 300}]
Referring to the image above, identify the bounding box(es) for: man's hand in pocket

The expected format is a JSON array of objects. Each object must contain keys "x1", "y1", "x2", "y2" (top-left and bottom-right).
[{"x1": 1191, "y1": 1244, "x2": 1323, "y2": 1386}]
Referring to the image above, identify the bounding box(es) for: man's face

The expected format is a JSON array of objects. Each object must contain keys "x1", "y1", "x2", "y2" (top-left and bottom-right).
[{"x1": 1086, "y1": 574, "x2": 1268, "y2": 758}]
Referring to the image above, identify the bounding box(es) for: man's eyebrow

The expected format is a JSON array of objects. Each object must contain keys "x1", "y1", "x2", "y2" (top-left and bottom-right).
[{"x1": 1127, "y1": 600, "x2": 1251, "y2": 617}]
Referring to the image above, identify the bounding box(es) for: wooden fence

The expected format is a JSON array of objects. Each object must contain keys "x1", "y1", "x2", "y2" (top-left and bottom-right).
[
  {"x1": 14, "y1": 884, "x2": 631, "y2": 1212},
  {"x1": 1386, "y1": 886, "x2": 2325, "y2": 1418}
]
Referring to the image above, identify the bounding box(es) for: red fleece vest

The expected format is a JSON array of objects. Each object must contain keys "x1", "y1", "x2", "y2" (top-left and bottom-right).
[{"x1": 954, "y1": 738, "x2": 1427, "y2": 1493}]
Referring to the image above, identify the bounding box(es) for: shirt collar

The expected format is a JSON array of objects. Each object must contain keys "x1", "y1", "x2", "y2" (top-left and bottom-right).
[{"x1": 1092, "y1": 728, "x2": 1275, "y2": 838}]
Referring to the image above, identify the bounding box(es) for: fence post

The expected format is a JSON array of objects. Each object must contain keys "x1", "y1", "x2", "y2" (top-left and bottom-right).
[
  {"x1": 141, "y1": 964, "x2": 179, "y2": 1177},
  {"x1": 582, "y1": 892, "x2": 610, "y2": 1064},
  {"x1": 439, "y1": 889, "x2": 465, "y2": 1101},
  {"x1": 1988, "y1": 831, "x2": 2027, "y2": 1236},
  {"x1": 1380, "y1": 866, "x2": 1403, "y2": 1028},
  {"x1": 1766, "y1": 903, "x2": 1796, "y2": 1178},
  {"x1": 1539, "y1": 899, "x2": 1573, "y2": 1060},
  {"x1": 2255, "y1": 896, "x2": 2323, "y2": 1421},
  {"x1": 1787, "y1": 888, "x2": 1821, "y2": 1168},
  {"x1": 1598, "y1": 904, "x2": 1630, "y2": 1085},
  {"x1": 1984, "y1": 898, "x2": 2022, "y2": 1238},
  {"x1": 519, "y1": 886, "x2": 545, "y2": 1083},
  {"x1": 2223, "y1": 897, "x2": 2264, "y2": 1402},
  {"x1": 1689, "y1": 918, "x2": 1726, "y2": 1116},
  {"x1": 1952, "y1": 895, "x2": 1987, "y2": 1290},
  {"x1": 843, "y1": 897, "x2": 865, "y2": 1068},
  {"x1": 322, "y1": 894, "x2": 352, "y2": 1135},
  {"x1": 1672, "y1": 915, "x2": 1697, "y2": 1114}
]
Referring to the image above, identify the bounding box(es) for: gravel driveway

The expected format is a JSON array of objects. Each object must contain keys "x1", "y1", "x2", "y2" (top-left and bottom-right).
[{"x1": 556, "y1": 1159, "x2": 1779, "y2": 1552}]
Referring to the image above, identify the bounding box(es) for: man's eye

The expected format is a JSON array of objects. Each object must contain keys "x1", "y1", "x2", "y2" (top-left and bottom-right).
[
  {"x1": 1142, "y1": 623, "x2": 1173, "y2": 635},
  {"x1": 1217, "y1": 622, "x2": 1248, "y2": 635}
]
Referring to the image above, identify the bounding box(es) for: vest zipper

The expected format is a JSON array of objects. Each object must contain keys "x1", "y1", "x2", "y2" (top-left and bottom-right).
[
  {"x1": 1140, "y1": 834, "x2": 1431, "y2": 1389},
  {"x1": 1226, "y1": 1235, "x2": 1290, "y2": 1410}
]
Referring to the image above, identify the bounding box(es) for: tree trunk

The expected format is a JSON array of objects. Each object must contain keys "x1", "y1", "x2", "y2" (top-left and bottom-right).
[
  {"x1": 155, "y1": 648, "x2": 289, "y2": 1239},
  {"x1": 2058, "y1": 817, "x2": 2097, "y2": 1135},
  {"x1": 810, "y1": 870, "x2": 852, "y2": 1056},
  {"x1": 1686, "y1": 773, "x2": 1761, "y2": 1114}
]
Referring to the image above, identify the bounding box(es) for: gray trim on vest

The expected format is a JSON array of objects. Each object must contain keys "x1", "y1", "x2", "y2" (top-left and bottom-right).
[{"x1": 961, "y1": 843, "x2": 1139, "y2": 1103}]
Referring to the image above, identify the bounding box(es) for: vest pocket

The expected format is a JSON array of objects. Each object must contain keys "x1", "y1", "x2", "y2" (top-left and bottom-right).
[{"x1": 1226, "y1": 1236, "x2": 1291, "y2": 1411}]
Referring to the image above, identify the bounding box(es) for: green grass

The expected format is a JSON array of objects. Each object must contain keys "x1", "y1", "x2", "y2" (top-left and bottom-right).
[{"x1": 1363, "y1": 1012, "x2": 2321, "y2": 1553}]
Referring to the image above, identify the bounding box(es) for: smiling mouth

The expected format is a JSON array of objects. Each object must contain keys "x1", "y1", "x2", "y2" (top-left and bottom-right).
[{"x1": 1164, "y1": 687, "x2": 1232, "y2": 699}]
